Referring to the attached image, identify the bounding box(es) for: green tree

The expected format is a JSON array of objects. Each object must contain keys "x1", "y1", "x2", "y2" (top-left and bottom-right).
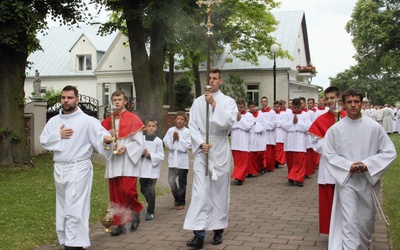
[
  {"x1": 346, "y1": 0, "x2": 400, "y2": 76},
  {"x1": 330, "y1": 0, "x2": 400, "y2": 104},
  {"x1": 42, "y1": 86, "x2": 62, "y2": 101},
  {"x1": 220, "y1": 74, "x2": 247, "y2": 101},
  {"x1": 174, "y1": 76, "x2": 194, "y2": 112},
  {"x1": 0, "y1": 1, "x2": 89, "y2": 166},
  {"x1": 174, "y1": 0, "x2": 291, "y2": 97},
  {"x1": 96, "y1": 0, "x2": 189, "y2": 128}
]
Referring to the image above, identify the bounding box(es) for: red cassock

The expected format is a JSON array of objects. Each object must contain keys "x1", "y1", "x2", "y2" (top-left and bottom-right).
[
  {"x1": 264, "y1": 145, "x2": 276, "y2": 171},
  {"x1": 231, "y1": 150, "x2": 250, "y2": 182},
  {"x1": 286, "y1": 152, "x2": 306, "y2": 182},
  {"x1": 275, "y1": 142, "x2": 286, "y2": 165}
]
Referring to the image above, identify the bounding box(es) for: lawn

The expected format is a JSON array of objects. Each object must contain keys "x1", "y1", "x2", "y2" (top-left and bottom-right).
[
  {"x1": 383, "y1": 134, "x2": 400, "y2": 250},
  {"x1": 0, "y1": 153, "x2": 169, "y2": 250}
]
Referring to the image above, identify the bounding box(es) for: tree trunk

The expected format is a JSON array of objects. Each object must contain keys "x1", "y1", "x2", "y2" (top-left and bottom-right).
[
  {"x1": 0, "y1": 46, "x2": 32, "y2": 166},
  {"x1": 124, "y1": 7, "x2": 167, "y2": 133},
  {"x1": 168, "y1": 49, "x2": 175, "y2": 111},
  {"x1": 192, "y1": 60, "x2": 202, "y2": 98}
]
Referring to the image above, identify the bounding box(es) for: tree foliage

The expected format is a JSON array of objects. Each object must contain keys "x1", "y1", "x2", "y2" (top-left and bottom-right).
[
  {"x1": 0, "y1": 0, "x2": 90, "y2": 166},
  {"x1": 330, "y1": 0, "x2": 400, "y2": 105},
  {"x1": 220, "y1": 74, "x2": 247, "y2": 102},
  {"x1": 173, "y1": 0, "x2": 291, "y2": 97},
  {"x1": 174, "y1": 76, "x2": 195, "y2": 112}
]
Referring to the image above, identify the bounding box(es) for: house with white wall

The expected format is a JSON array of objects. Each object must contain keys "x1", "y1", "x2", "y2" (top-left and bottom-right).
[{"x1": 25, "y1": 10, "x2": 320, "y2": 107}]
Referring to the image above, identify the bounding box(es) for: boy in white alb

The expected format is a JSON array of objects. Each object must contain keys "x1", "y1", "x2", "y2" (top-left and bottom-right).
[
  {"x1": 139, "y1": 119, "x2": 164, "y2": 220},
  {"x1": 163, "y1": 111, "x2": 191, "y2": 210}
]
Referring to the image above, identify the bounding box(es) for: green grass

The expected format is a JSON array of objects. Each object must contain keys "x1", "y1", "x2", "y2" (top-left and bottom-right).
[
  {"x1": 383, "y1": 134, "x2": 400, "y2": 250},
  {"x1": 0, "y1": 153, "x2": 169, "y2": 250}
]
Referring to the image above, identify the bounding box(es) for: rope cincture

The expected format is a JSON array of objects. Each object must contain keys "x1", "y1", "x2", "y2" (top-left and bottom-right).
[{"x1": 370, "y1": 184, "x2": 389, "y2": 226}]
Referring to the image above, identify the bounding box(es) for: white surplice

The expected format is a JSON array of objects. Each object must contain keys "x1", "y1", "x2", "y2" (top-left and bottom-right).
[
  {"x1": 231, "y1": 112, "x2": 253, "y2": 151},
  {"x1": 249, "y1": 111, "x2": 267, "y2": 152},
  {"x1": 40, "y1": 108, "x2": 112, "y2": 247},
  {"x1": 323, "y1": 116, "x2": 396, "y2": 250},
  {"x1": 281, "y1": 111, "x2": 311, "y2": 152},
  {"x1": 163, "y1": 126, "x2": 191, "y2": 169},
  {"x1": 183, "y1": 90, "x2": 238, "y2": 231},
  {"x1": 139, "y1": 136, "x2": 164, "y2": 179},
  {"x1": 104, "y1": 130, "x2": 144, "y2": 178},
  {"x1": 263, "y1": 110, "x2": 277, "y2": 146}
]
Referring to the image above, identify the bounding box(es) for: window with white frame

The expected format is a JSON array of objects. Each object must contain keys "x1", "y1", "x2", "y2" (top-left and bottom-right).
[
  {"x1": 247, "y1": 84, "x2": 259, "y2": 106},
  {"x1": 104, "y1": 83, "x2": 110, "y2": 105},
  {"x1": 77, "y1": 55, "x2": 92, "y2": 71}
]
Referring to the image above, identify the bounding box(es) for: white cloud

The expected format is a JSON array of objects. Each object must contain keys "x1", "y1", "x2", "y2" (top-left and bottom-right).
[{"x1": 278, "y1": 0, "x2": 358, "y2": 88}]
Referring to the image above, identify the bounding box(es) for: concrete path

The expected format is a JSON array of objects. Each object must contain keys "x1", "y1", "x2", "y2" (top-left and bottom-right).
[{"x1": 36, "y1": 151, "x2": 390, "y2": 250}]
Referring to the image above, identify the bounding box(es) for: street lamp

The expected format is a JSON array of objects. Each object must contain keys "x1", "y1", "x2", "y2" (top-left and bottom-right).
[{"x1": 270, "y1": 44, "x2": 279, "y2": 101}]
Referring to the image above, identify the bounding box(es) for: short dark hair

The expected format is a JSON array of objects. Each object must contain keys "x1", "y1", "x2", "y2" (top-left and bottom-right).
[
  {"x1": 324, "y1": 86, "x2": 340, "y2": 97},
  {"x1": 236, "y1": 98, "x2": 246, "y2": 106},
  {"x1": 111, "y1": 90, "x2": 127, "y2": 101},
  {"x1": 341, "y1": 88, "x2": 363, "y2": 103},
  {"x1": 62, "y1": 85, "x2": 78, "y2": 97},
  {"x1": 175, "y1": 110, "x2": 188, "y2": 122},
  {"x1": 273, "y1": 100, "x2": 281, "y2": 106},
  {"x1": 248, "y1": 100, "x2": 256, "y2": 106},
  {"x1": 292, "y1": 98, "x2": 301, "y2": 106},
  {"x1": 209, "y1": 67, "x2": 221, "y2": 79},
  {"x1": 299, "y1": 97, "x2": 306, "y2": 102},
  {"x1": 145, "y1": 118, "x2": 158, "y2": 126},
  {"x1": 307, "y1": 98, "x2": 315, "y2": 103},
  {"x1": 261, "y1": 96, "x2": 268, "y2": 101}
]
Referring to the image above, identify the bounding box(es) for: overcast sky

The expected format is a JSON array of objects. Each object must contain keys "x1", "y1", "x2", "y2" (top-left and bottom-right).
[{"x1": 278, "y1": 0, "x2": 358, "y2": 89}]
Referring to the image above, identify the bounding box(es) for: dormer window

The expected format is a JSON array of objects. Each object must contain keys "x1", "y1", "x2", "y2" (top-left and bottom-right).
[{"x1": 77, "y1": 55, "x2": 92, "y2": 71}]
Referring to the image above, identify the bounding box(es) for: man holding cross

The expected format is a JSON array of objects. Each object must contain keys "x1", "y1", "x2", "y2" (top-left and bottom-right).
[{"x1": 183, "y1": 67, "x2": 238, "y2": 249}]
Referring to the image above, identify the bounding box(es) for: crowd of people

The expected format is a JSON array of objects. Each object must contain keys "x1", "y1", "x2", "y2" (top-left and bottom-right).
[{"x1": 40, "y1": 67, "x2": 397, "y2": 250}]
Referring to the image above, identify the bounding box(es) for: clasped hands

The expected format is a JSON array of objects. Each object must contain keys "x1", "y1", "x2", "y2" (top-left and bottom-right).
[{"x1": 350, "y1": 161, "x2": 368, "y2": 174}]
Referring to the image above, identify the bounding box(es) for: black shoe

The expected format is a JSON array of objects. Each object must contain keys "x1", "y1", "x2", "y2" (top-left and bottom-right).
[
  {"x1": 65, "y1": 247, "x2": 83, "y2": 250},
  {"x1": 288, "y1": 179, "x2": 294, "y2": 184},
  {"x1": 297, "y1": 182, "x2": 304, "y2": 187},
  {"x1": 246, "y1": 174, "x2": 254, "y2": 178},
  {"x1": 259, "y1": 169, "x2": 265, "y2": 175},
  {"x1": 275, "y1": 162, "x2": 280, "y2": 168},
  {"x1": 186, "y1": 236, "x2": 204, "y2": 249},
  {"x1": 234, "y1": 179, "x2": 243, "y2": 186},
  {"x1": 305, "y1": 175, "x2": 310, "y2": 179},
  {"x1": 110, "y1": 225, "x2": 126, "y2": 236},
  {"x1": 211, "y1": 233, "x2": 223, "y2": 245},
  {"x1": 131, "y1": 213, "x2": 140, "y2": 231}
]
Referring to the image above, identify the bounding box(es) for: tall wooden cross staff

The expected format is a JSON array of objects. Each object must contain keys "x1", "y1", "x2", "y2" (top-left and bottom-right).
[{"x1": 197, "y1": 0, "x2": 221, "y2": 176}]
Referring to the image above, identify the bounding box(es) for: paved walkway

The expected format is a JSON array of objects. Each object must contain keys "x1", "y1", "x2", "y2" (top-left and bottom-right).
[{"x1": 36, "y1": 152, "x2": 390, "y2": 250}]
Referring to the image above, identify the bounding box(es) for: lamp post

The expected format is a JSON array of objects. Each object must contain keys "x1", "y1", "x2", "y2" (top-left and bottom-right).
[{"x1": 270, "y1": 44, "x2": 279, "y2": 101}]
